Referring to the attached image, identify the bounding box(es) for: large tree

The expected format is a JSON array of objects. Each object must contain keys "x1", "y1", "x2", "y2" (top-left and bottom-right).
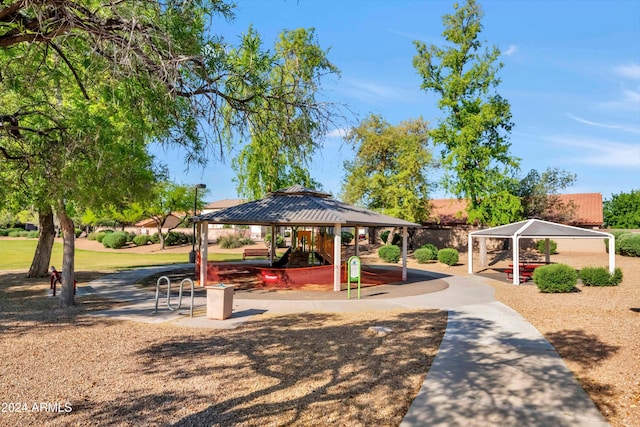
[
  {"x1": 413, "y1": 0, "x2": 520, "y2": 225},
  {"x1": 340, "y1": 114, "x2": 434, "y2": 224},
  {"x1": 515, "y1": 167, "x2": 577, "y2": 222},
  {"x1": 232, "y1": 27, "x2": 340, "y2": 200},
  {"x1": 604, "y1": 190, "x2": 640, "y2": 229},
  {"x1": 1, "y1": 1, "x2": 342, "y2": 306}
]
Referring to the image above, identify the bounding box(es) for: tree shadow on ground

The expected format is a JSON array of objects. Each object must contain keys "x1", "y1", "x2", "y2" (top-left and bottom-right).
[
  {"x1": 0, "y1": 271, "x2": 126, "y2": 335},
  {"x1": 402, "y1": 311, "x2": 616, "y2": 426},
  {"x1": 85, "y1": 311, "x2": 446, "y2": 426}
]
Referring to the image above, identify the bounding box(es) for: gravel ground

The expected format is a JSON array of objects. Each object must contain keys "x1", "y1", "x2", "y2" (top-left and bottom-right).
[{"x1": 1, "y1": 239, "x2": 638, "y2": 426}]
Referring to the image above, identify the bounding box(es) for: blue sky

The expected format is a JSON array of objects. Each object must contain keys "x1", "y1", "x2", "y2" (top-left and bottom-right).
[{"x1": 151, "y1": 0, "x2": 640, "y2": 203}]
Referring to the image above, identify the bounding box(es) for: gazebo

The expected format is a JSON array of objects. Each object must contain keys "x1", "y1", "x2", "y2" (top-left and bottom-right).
[
  {"x1": 193, "y1": 185, "x2": 419, "y2": 291},
  {"x1": 468, "y1": 219, "x2": 615, "y2": 284}
]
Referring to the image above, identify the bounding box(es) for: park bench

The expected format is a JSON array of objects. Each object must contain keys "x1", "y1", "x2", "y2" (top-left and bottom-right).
[
  {"x1": 50, "y1": 266, "x2": 77, "y2": 296},
  {"x1": 243, "y1": 248, "x2": 270, "y2": 260}
]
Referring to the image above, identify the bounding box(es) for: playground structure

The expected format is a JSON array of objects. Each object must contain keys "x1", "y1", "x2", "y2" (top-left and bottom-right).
[{"x1": 192, "y1": 185, "x2": 419, "y2": 292}]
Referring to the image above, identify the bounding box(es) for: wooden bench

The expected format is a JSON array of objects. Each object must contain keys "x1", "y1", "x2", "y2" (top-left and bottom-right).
[{"x1": 243, "y1": 248, "x2": 270, "y2": 260}]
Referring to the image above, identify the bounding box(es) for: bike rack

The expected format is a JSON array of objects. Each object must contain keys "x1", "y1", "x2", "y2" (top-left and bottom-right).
[{"x1": 154, "y1": 276, "x2": 195, "y2": 318}]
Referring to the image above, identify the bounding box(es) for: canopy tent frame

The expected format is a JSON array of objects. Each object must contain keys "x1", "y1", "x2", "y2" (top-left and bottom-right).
[{"x1": 467, "y1": 219, "x2": 615, "y2": 285}]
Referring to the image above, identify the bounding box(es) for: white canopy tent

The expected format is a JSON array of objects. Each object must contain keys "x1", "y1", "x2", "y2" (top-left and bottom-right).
[{"x1": 468, "y1": 219, "x2": 615, "y2": 284}]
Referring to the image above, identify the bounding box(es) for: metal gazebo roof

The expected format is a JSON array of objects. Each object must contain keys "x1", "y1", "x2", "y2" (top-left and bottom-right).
[{"x1": 193, "y1": 185, "x2": 419, "y2": 228}]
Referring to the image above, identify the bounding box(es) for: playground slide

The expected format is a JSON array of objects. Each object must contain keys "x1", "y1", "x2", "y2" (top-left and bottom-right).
[{"x1": 272, "y1": 247, "x2": 292, "y2": 267}]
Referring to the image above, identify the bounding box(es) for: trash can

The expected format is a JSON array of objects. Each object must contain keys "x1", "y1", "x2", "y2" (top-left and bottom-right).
[{"x1": 206, "y1": 284, "x2": 234, "y2": 320}]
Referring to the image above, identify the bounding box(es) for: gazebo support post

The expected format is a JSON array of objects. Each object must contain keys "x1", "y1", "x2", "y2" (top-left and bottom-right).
[
  {"x1": 608, "y1": 235, "x2": 615, "y2": 273},
  {"x1": 355, "y1": 226, "x2": 360, "y2": 257},
  {"x1": 468, "y1": 234, "x2": 474, "y2": 274},
  {"x1": 270, "y1": 224, "x2": 276, "y2": 266},
  {"x1": 200, "y1": 220, "x2": 209, "y2": 287},
  {"x1": 334, "y1": 223, "x2": 342, "y2": 291},
  {"x1": 512, "y1": 235, "x2": 519, "y2": 285},
  {"x1": 402, "y1": 226, "x2": 408, "y2": 281}
]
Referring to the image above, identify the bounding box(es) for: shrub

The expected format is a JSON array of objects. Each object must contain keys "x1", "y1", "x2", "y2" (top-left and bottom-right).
[
  {"x1": 341, "y1": 231, "x2": 354, "y2": 245},
  {"x1": 102, "y1": 231, "x2": 129, "y2": 249},
  {"x1": 618, "y1": 234, "x2": 640, "y2": 257},
  {"x1": 535, "y1": 239, "x2": 557, "y2": 254},
  {"x1": 419, "y1": 244, "x2": 438, "y2": 260},
  {"x1": 264, "y1": 234, "x2": 286, "y2": 248},
  {"x1": 240, "y1": 238, "x2": 255, "y2": 245},
  {"x1": 150, "y1": 233, "x2": 161, "y2": 244},
  {"x1": 133, "y1": 235, "x2": 150, "y2": 246},
  {"x1": 378, "y1": 245, "x2": 401, "y2": 263},
  {"x1": 532, "y1": 263, "x2": 577, "y2": 293},
  {"x1": 579, "y1": 266, "x2": 623, "y2": 286},
  {"x1": 27, "y1": 231, "x2": 39, "y2": 238},
  {"x1": 391, "y1": 233, "x2": 402, "y2": 247},
  {"x1": 0, "y1": 229, "x2": 8, "y2": 236},
  {"x1": 18, "y1": 231, "x2": 29, "y2": 237},
  {"x1": 87, "y1": 232, "x2": 98, "y2": 240},
  {"x1": 414, "y1": 248, "x2": 437, "y2": 263},
  {"x1": 8, "y1": 231, "x2": 21, "y2": 237},
  {"x1": 95, "y1": 232, "x2": 107, "y2": 243},
  {"x1": 218, "y1": 234, "x2": 244, "y2": 249},
  {"x1": 164, "y1": 231, "x2": 190, "y2": 247},
  {"x1": 75, "y1": 228, "x2": 83, "y2": 238},
  {"x1": 437, "y1": 248, "x2": 459, "y2": 266},
  {"x1": 380, "y1": 230, "x2": 390, "y2": 244}
]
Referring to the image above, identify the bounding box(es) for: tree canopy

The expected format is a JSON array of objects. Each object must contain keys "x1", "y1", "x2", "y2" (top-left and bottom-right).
[
  {"x1": 604, "y1": 190, "x2": 640, "y2": 229},
  {"x1": 340, "y1": 114, "x2": 433, "y2": 224},
  {"x1": 232, "y1": 27, "x2": 340, "y2": 200},
  {"x1": 1, "y1": 0, "x2": 343, "y2": 306},
  {"x1": 412, "y1": 0, "x2": 520, "y2": 225}
]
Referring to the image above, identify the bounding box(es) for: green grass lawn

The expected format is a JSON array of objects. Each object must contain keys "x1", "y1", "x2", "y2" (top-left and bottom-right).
[{"x1": 0, "y1": 239, "x2": 243, "y2": 271}]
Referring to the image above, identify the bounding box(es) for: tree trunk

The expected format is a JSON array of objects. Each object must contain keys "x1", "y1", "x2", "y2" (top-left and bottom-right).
[
  {"x1": 56, "y1": 200, "x2": 76, "y2": 307},
  {"x1": 27, "y1": 205, "x2": 56, "y2": 278}
]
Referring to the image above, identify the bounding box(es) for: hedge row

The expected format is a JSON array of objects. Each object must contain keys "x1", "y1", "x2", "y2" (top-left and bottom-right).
[{"x1": 606, "y1": 231, "x2": 640, "y2": 257}]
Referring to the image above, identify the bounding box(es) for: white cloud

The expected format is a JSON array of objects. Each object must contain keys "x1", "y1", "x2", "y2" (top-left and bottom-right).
[
  {"x1": 598, "y1": 88, "x2": 640, "y2": 112},
  {"x1": 342, "y1": 78, "x2": 407, "y2": 103},
  {"x1": 502, "y1": 45, "x2": 517, "y2": 56},
  {"x1": 566, "y1": 113, "x2": 640, "y2": 135},
  {"x1": 325, "y1": 128, "x2": 349, "y2": 138},
  {"x1": 548, "y1": 135, "x2": 640, "y2": 167},
  {"x1": 614, "y1": 63, "x2": 640, "y2": 80}
]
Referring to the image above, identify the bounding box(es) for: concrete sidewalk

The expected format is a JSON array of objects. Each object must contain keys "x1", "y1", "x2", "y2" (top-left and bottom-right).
[{"x1": 80, "y1": 264, "x2": 609, "y2": 426}]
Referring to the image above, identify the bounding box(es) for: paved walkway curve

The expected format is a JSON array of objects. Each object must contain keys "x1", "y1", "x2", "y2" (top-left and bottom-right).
[{"x1": 82, "y1": 265, "x2": 609, "y2": 427}]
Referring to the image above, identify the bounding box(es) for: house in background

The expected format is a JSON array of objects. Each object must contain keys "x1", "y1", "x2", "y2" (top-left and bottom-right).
[
  {"x1": 202, "y1": 199, "x2": 265, "y2": 240},
  {"x1": 416, "y1": 193, "x2": 605, "y2": 252}
]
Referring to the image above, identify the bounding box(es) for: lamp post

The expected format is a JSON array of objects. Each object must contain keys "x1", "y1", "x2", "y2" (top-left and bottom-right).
[{"x1": 189, "y1": 183, "x2": 207, "y2": 263}]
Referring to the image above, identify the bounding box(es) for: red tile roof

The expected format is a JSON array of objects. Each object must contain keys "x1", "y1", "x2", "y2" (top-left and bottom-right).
[{"x1": 426, "y1": 193, "x2": 603, "y2": 226}]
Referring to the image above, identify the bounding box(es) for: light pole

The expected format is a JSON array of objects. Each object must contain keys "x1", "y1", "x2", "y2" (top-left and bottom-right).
[{"x1": 190, "y1": 183, "x2": 207, "y2": 263}]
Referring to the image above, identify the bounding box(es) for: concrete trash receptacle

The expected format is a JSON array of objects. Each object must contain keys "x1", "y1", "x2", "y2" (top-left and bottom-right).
[{"x1": 206, "y1": 285, "x2": 234, "y2": 320}]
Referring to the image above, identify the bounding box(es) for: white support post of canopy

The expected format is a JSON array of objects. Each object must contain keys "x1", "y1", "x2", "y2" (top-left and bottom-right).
[
  {"x1": 608, "y1": 235, "x2": 615, "y2": 273},
  {"x1": 199, "y1": 221, "x2": 208, "y2": 287},
  {"x1": 512, "y1": 236, "x2": 519, "y2": 285},
  {"x1": 468, "y1": 233, "x2": 474, "y2": 274},
  {"x1": 333, "y1": 223, "x2": 342, "y2": 292},
  {"x1": 402, "y1": 226, "x2": 408, "y2": 281}
]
